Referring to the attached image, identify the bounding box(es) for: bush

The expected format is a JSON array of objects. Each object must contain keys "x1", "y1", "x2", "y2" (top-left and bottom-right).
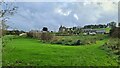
[
  {"x1": 40, "y1": 32, "x2": 53, "y2": 41},
  {"x1": 101, "y1": 38, "x2": 120, "y2": 64},
  {"x1": 110, "y1": 27, "x2": 120, "y2": 38},
  {"x1": 75, "y1": 40, "x2": 81, "y2": 45},
  {"x1": 50, "y1": 38, "x2": 80, "y2": 46},
  {"x1": 27, "y1": 32, "x2": 33, "y2": 38},
  {"x1": 27, "y1": 32, "x2": 42, "y2": 39},
  {"x1": 55, "y1": 41, "x2": 63, "y2": 44},
  {"x1": 0, "y1": 29, "x2": 2, "y2": 37},
  {"x1": 70, "y1": 40, "x2": 82, "y2": 46},
  {"x1": 90, "y1": 39, "x2": 96, "y2": 44}
]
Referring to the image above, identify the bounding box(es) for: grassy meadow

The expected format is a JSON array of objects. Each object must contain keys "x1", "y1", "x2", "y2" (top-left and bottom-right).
[
  {"x1": 1, "y1": 1, "x2": 119, "y2": 67},
  {"x1": 0, "y1": 38, "x2": 2, "y2": 67},
  {"x1": 2, "y1": 35, "x2": 119, "y2": 66}
]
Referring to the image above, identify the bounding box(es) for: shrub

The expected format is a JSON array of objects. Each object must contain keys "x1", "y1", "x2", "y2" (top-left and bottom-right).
[
  {"x1": 27, "y1": 32, "x2": 33, "y2": 38},
  {"x1": 90, "y1": 39, "x2": 96, "y2": 44},
  {"x1": 110, "y1": 27, "x2": 120, "y2": 38},
  {"x1": 40, "y1": 32, "x2": 53, "y2": 41},
  {"x1": 71, "y1": 40, "x2": 82, "y2": 46},
  {"x1": 101, "y1": 38, "x2": 120, "y2": 64},
  {"x1": 55, "y1": 41, "x2": 63, "y2": 44},
  {"x1": 50, "y1": 36, "x2": 60, "y2": 44},
  {"x1": 27, "y1": 32, "x2": 42, "y2": 39},
  {"x1": 68, "y1": 40, "x2": 72, "y2": 42},
  {"x1": 0, "y1": 29, "x2": 2, "y2": 37},
  {"x1": 76, "y1": 40, "x2": 81, "y2": 45}
]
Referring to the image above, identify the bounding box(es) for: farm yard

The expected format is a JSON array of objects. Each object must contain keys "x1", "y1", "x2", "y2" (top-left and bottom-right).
[{"x1": 2, "y1": 35, "x2": 119, "y2": 66}]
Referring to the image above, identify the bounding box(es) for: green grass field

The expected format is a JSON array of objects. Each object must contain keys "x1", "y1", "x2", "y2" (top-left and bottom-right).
[
  {"x1": 0, "y1": 38, "x2": 2, "y2": 67},
  {"x1": 2, "y1": 35, "x2": 119, "y2": 66}
]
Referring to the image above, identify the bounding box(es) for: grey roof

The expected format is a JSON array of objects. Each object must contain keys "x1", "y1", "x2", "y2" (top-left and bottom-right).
[{"x1": 96, "y1": 30, "x2": 106, "y2": 32}]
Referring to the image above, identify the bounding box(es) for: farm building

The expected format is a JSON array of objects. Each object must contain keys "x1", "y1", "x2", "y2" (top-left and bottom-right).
[
  {"x1": 58, "y1": 26, "x2": 106, "y2": 35},
  {"x1": 96, "y1": 30, "x2": 106, "y2": 34},
  {"x1": 59, "y1": 25, "x2": 67, "y2": 32},
  {"x1": 58, "y1": 25, "x2": 82, "y2": 35},
  {"x1": 82, "y1": 29, "x2": 106, "y2": 34},
  {"x1": 59, "y1": 25, "x2": 76, "y2": 32},
  {"x1": 82, "y1": 29, "x2": 96, "y2": 33}
]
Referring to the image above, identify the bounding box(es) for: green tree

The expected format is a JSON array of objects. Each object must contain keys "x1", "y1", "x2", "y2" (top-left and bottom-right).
[{"x1": 108, "y1": 21, "x2": 116, "y2": 28}]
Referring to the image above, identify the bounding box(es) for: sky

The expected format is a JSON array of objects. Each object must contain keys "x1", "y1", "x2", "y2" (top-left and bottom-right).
[{"x1": 2, "y1": 1, "x2": 118, "y2": 31}]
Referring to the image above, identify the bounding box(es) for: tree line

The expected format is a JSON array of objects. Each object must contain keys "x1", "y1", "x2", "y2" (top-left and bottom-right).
[{"x1": 83, "y1": 22, "x2": 117, "y2": 29}]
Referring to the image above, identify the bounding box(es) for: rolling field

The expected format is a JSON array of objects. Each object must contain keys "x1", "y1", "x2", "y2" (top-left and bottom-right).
[{"x1": 2, "y1": 36, "x2": 119, "y2": 66}]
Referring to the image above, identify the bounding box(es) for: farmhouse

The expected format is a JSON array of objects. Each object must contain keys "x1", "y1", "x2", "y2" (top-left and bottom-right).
[
  {"x1": 59, "y1": 25, "x2": 76, "y2": 32},
  {"x1": 58, "y1": 25, "x2": 106, "y2": 35},
  {"x1": 59, "y1": 25, "x2": 67, "y2": 32},
  {"x1": 96, "y1": 30, "x2": 106, "y2": 34}
]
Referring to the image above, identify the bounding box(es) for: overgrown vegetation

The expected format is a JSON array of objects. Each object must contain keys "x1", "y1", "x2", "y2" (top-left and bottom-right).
[
  {"x1": 101, "y1": 27, "x2": 120, "y2": 64},
  {"x1": 101, "y1": 38, "x2": 120, "y2": 64},
  {"x1": 40, "y1": 32, "x2": 53, "y2": 42},
  {"x1": 27, "y1": 32, "x2": 54, "y2": 41},
  {"x1": 109, "y1": 27, "x2": 120, "y2": 38},
  {"x1": 49, "y1": 34, "x2": 108, "y2": 46}
]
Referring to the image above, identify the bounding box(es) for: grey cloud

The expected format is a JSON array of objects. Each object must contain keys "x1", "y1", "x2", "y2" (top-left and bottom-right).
[{"x1": 6, "y1": 2, "x2": 118, "y2": 31}]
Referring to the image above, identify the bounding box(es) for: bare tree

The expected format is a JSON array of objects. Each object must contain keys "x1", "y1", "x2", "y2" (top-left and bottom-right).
[{"x1": 0, "y1": 2, "x2": 18, "y2": 35}]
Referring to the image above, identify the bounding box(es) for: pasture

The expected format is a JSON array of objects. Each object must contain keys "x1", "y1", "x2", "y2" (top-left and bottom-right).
[
  {"x1": 0, "y1": 38, "x2": 2, "y2": 67},
  {"x1": 2, "y1": 35, "x2": 119, "y2": 66}
]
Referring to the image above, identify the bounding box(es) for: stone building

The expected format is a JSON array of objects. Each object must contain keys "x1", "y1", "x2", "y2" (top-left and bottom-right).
[
  {"x1": 59, "y1": 25, "x2": 67, "y2": 32},
  {"x1": 58, "y1": 25, "x2": 82, "y2": 35}
]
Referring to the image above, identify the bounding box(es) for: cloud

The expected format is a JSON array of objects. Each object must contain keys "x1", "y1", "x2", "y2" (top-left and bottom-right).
[
  {"x1": 5, "y1": 2, "x2": 118, "y2": 31},
  {"x1": 55, "y1": 8, "x2": 72, "y2": 16},
  {"x1": 73, "y1": 14, "x2": 79, "y2": 20}
]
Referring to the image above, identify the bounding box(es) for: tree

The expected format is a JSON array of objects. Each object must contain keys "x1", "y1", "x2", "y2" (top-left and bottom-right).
[
  {"x1": 119, "y1": 22, "x2": 120, "y2": 27},
  {"x1": 0, "y1": 2, "x2": 18, "y2": 35},
  {"x1": 107, "y1": 21, "x2": 116, "y2": 28},
  {"x1": 109, "y1": 27, "x2": 120, "y2": 38},
  {"x1": 42, "y1": 27, "x2": 48, "y2": 31}
]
